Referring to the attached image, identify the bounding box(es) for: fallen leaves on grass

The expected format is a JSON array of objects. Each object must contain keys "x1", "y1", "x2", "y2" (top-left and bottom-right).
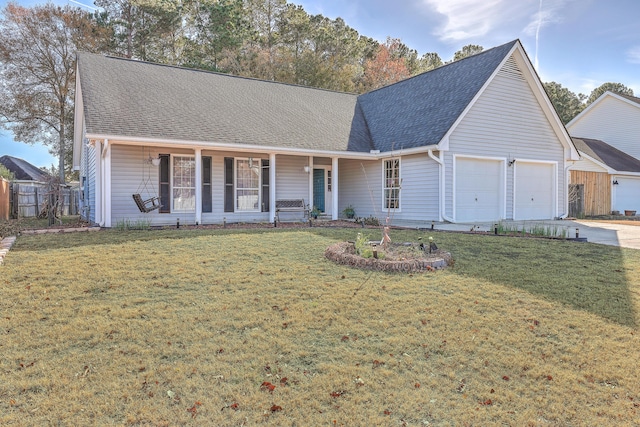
[
  {"x1": 270, "y1": 404, "x2": 283, "y2": 412},
  {"x1": 187, "y1": 401, "x2": 202, "y2": 418},
  {"x1": 260, "y1": 382, "x2": 276, "y2": 393}
]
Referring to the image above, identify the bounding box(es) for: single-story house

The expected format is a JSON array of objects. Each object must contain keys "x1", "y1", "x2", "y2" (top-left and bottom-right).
[
  {"x1": 569, "y1": 137, "x2": 640, "y2": 216},
  {"x1": 73, "y1": 39, "x2": 579, "y2": 227}
]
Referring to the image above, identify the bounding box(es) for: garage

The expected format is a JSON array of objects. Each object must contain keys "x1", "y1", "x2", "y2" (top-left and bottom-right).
[
  {"x1": 455, "y1": 157, "x2": 504, "y2": 222},
  {"x1": 514, "y1": 161, "x2": 556, "y2": 220},
  {"x1": 613, "y1": 177, "x2": 640, "y2": 213}
]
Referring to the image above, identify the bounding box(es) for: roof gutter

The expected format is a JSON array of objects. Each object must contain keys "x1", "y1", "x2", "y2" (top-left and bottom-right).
[{"x1": 83, "y1": 133, "x2": 438, "y2": 160}]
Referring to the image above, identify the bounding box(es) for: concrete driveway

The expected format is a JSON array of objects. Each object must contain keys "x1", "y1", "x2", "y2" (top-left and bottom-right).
[
  {"x1": 393, "y1": 219, "x2": 640, "y2": 249},
  {"x1": 572, "y1": 220, "x2": 640, "y2": 249}
]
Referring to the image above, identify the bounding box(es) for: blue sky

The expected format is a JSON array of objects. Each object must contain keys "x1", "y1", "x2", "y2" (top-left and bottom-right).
[{"x1": 2, "y1": 0, "x2": 639, "y2": 167}]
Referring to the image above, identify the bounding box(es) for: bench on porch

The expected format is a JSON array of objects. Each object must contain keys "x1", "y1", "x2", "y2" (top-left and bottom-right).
[{"x1": 275, "y1": 199, "x2": 309, "y2": 223}]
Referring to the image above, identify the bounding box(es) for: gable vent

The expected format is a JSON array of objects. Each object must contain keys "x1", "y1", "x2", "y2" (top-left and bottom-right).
[{"x1": 498, "y1": 56, "x2": 524, "y2": 81}]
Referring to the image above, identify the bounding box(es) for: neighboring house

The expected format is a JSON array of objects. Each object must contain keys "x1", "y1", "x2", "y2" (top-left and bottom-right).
[
  {"x1": 0, "y1": 155, "x2": 53, "y2": 218},
  {"x1": 569, "y1": 137, "x2": 640, "y2": 216},
  {"x1": 567, "y1": 92, "x2": 640, "y2": 216},
  {"x1": 0, "y1": 155, "x2": 50, "y2": 183},
  {"x1": 567, "y1": 91, "x2": 640, "y2": 161},
  {"x1": 73, "y1": 39, "x2": 579, "y2": 227}
]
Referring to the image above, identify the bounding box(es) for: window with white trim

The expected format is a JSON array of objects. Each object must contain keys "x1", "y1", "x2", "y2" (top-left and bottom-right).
[
  {"x1": 172, "y1": 156, "x2": 196, "y2": 212},
  {"x1": 383, "y1": 158, "x2": 400, "y2": 210},
  {"x1": 236, "y1": 158, "x2": 260, "y2": 211}
]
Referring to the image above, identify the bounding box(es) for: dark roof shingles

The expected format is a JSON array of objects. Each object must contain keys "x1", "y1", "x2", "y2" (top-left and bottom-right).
[
  {"x1": 355, "y1": 40, "x2": 518, "y2": 152},
  {"x1": 572, "y1": 137, "x2": 640, "y2": 173},
  {"x1": 0, "y1": 155, "x2": 49, "y2": 181}
]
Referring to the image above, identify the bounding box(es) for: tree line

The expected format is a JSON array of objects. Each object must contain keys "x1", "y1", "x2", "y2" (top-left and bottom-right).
[{"x1": 0, "y1": 1, "x2": 634, "y2": 180}]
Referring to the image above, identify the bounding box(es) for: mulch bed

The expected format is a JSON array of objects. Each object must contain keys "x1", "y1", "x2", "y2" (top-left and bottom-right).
[{"x1": 325, "y1": 241, "x2": 452, "y2": 273}]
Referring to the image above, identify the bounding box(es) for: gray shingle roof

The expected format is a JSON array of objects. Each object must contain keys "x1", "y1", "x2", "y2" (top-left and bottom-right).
[
  {"x1": 572, "y1": 137, "x2": 640, "y2": 173},
  {"x1": 354, "y1": 40, "x2": 518, "y2": 152},
  {"x1": 78, "y1": 40, "x2": 519, "y2": 154},
  {"x1": 78, "y1": 53, "x2": 359, "y2": 152},
  {"x1": 0, "y1": 155, "x2": 49, "y2": 181}
]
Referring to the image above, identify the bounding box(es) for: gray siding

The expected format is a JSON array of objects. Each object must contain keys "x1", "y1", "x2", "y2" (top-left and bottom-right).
[
  {"x1": 339, "y1": 159, "x2": 381, "y2": 219},
  {"x1": 203, "y1": 150, "x2": 269, "y2": 224},
  {"x1": 338, "y1": 156, "x2": 439, "y2": 222},
  {"x1": 446, "y1": 55, "x2": 566, "y2": 220},
  {"x1": 86, "y1": 141, "x2": 97, "y2": 223},
  {"x1": 395, "y1": 154, "x2": 440, "y2": 221}
]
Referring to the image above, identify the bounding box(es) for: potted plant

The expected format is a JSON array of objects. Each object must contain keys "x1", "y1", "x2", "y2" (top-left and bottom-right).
[
  {"x1": 342, "y1": 205, "x2": 356, "y2": 219},
  {"x1": 310, "y1": 206, "x2": 320, "y2": 219}
]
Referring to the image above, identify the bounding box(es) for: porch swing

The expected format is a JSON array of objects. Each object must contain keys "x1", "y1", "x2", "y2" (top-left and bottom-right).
[{"x1": 132, "y1": 147, "x2": 162, "y2": 213}]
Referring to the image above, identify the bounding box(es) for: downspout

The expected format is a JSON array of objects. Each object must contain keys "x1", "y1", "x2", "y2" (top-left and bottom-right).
[
  {"x1": 559, "y1": 160, "x2": 575, "y2": 219},
  {"x1": 428, "y1": 150, "x2": 455, "y2": 223}
]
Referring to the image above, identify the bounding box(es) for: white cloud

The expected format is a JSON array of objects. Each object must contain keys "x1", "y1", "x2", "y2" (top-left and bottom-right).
[
  {"x1": 421, "y1": 0, "x2": 533, "y2": 42},
  {"x1": 628, "y1": 46, "x2": 640, "y2": 64}
]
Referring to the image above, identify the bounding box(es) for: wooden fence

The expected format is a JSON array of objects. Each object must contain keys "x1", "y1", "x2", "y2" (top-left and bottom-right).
[
  {"x1": 0, "y1": 178, "x2": 9, "y2": 220},
  {"x1": 10, "y1": 182, "x2": 79, "y2": 219},
  {"x1": 569, "y1": 170, "x2": 611, "y2": 216}
]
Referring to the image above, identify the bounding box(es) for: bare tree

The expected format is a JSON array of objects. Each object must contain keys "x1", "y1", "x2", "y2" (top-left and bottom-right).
[{"x1": 0, "y1": 2, "x2": 108, "y2": 182}]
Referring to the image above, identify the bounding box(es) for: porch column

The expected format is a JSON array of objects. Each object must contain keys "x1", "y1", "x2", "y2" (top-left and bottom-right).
[
  {"x1": 94, "y1": 140, "x2": 102, "y2": 226},
  {"x1": 332, "y1": 157, "x2": 339, "y2": 220},
  {"x1": 269, "y1": 153, "x2": 276, "y2": 222},
  {"x1": 308, "y1": 156, "x2": 314, "y2": 210},
  {"x1": 195, "y1": 148, "x2": 202, "y2": 225}
]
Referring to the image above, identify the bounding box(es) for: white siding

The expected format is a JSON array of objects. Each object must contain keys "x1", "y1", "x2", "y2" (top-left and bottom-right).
[
  {"x1": 447, "y1": 55, "x2": 565, "y2": 220},
  {"x1": 569, "y1": 156, "x2": 609, "y2": 173},
  {"x1": 568, "y1": 96, "x2": 640, "y2": 160}
]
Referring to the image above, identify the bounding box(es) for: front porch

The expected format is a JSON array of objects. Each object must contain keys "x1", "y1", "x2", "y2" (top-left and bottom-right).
[{"x1": 90, "y1": 140, "x2": 347, "y2": 227}]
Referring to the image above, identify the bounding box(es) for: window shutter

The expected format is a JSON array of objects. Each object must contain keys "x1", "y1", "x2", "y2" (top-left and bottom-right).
[
  {"x1": 202, "y1": 156, "x2": 212, "y2": 213},
  {"x1": 159, "y1": 155, "x2": 170, "y2": 213},
  {"x1": 261, "y1": 159, "x2": 270, "y2": 212},
  {"x1": 224, "y1": 157, "x2": 234, "y2": 212}
]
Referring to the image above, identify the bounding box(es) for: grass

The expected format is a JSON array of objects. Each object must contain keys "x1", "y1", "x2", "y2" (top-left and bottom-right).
[{"x1": 1, "y1": 227, "x2": 640, "y2": 425}]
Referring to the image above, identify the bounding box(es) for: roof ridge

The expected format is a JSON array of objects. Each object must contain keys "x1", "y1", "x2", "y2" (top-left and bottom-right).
[
  {"x1": 362, "y1": 39, "x2": 519, "y2": 96},
  {"x1": 77, "y1": 51, "x2": 359, "y2": 97}
]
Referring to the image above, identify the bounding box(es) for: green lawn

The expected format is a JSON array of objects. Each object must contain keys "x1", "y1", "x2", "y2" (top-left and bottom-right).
[{"x1": 1, "y1": 227, "x2": 639, "y2": 426}]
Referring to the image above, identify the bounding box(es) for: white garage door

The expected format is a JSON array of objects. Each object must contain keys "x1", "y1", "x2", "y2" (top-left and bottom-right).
[
  {"x1": 455, "y1": 157, "x2": 502, "y2": 222},
  {"x1": 613, "y1": 177, "x2": 640, "y2": 213},
  {"x1": 515, "y1": 162, "x2": 555, "y2": 220}
]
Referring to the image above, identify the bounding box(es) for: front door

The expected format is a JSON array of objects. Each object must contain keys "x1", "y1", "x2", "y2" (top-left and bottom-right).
[{"x1": 313, "y1": 168, "x2": 325, "y2": 212}]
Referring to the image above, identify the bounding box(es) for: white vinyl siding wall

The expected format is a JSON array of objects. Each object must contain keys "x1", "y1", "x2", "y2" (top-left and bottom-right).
[
  {"x1": 338, "y1": 155, "x2": 439, "y2": 221},
  {"x1": 446, "y1": 55, "x2": 565, "y2": 220},
  {"x1": 568, "y1": 96, "x2": 640, "y2": 160},
  {"x1": 568, "y1": 156, "x2": 609, "y2": 173}
]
